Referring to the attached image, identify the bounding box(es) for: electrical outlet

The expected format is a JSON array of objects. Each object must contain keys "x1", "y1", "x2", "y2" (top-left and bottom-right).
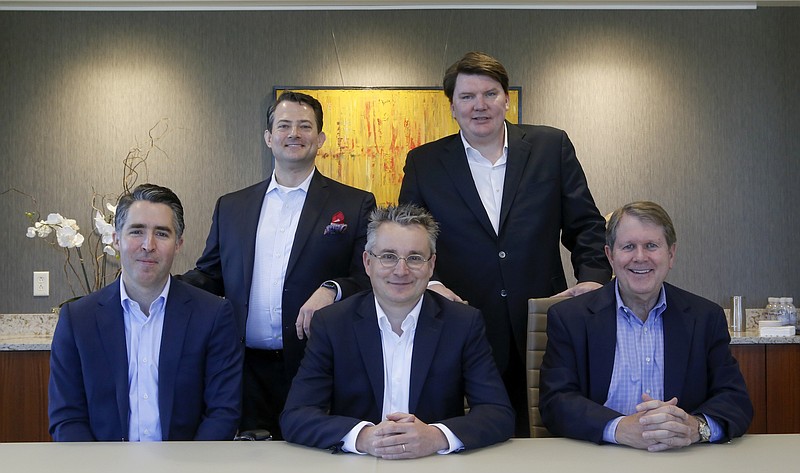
[{"x1": 33, "y1": 271, "x2": 49, "y2": 297}]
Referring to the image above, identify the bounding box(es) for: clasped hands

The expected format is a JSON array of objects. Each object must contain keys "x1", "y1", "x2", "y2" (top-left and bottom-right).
[
  {"x1": 616, "y1": 394, "x2": 702, "y2": 452},
  {"x1": 355, "y1": 412, "x2": 449, "y2": 459}
]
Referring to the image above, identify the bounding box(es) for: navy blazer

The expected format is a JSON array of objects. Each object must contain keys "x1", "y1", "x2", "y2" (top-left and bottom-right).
[
  {"x1": 539, "y1": 281, "x2": 753, "y2": 444},
  {"x1": 48, "y1": 277, "x2": 243, "y2": 441},
  {"x1": 280, "y1": 290, "x2": 514, "y2": 451},
  {"x1": 399, "y1": 123, "x2": 610, "y2": 371},
  {"x1": 181, "y1": 170, "x2": 376, "y2": 377}
]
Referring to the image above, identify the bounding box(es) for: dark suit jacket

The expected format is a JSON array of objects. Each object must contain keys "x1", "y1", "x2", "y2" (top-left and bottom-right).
[
  {"x1": 280, "y1": 290, "x2": 514, "y2": 451},
  {"x1": 181, "y1": 170, "x2": 376, "y2": 376},
  {"x1": 48, "y1": 277, "x2": 243, "y2": 441},
  {"x1": 539, "y1": 281, "x2": 753, "y2": 444},
  {"x1": 399, "y1": 123, "x2": 610, "y2": 370}
]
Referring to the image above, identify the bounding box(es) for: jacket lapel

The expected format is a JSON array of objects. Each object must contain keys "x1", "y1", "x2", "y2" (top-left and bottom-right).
[
  {"x1": 662, "y1": 284, "x2": 693, "y2": 400},
  {"x1": 240, "y1": 180, "x2": 271, "y2": 293},
  {"x1": 353, "y1": 295, "x2": 386, "y2": 412},
  {"x1": 286, "y1": 170, "x2": 329, "y2": 279},
  {"x1": 157, "y1": 278, "x2": 192, "y2": 440},
  {"x1": 499, "y1": 123, "x2": 533, "y2": 233},
  {"x1": 439, "y1": 136, "x2": 497, "y2": 238},
  {"x1": 586, "y1": 283, "x2": 619, "y2": 404},
  {"x1": 408, "y1": 293, "x2": 443, "y2": 412},
  {"x1": 96, "y1": 280, "x2": 131, "y2": 437}
]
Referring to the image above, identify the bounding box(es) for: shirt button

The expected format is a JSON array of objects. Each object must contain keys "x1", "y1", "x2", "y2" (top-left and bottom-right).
[
  {"x1": 646, "y1": 357, "x2": 651, "y2": 363},
  {"x1": 500, "y1": 289, "x2": 508, "y2": 297},
  {"x1": 144, "y1": 429, "x2": 150, "y2": 435},
  {"x1": 498, "y1": 251, "x2": 506, "y2": 259},
  {"x1": 143, "y1": 393, "x2": 149, "y2": 400},
  {"x1": 645, "y1": 389, "x2": 651, "y2": 394}
]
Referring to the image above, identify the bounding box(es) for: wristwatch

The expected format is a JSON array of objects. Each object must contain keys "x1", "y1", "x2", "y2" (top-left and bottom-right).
[
  {"x1": 320, "y1": 280, "x2": 340, "y2": 301},
  {"x1": 694, "y1": 415, "x2": 711, "y2": 443}
]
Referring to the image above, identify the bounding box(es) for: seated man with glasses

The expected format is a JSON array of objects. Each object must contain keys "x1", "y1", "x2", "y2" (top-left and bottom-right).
[{"x1": 280, "y1": 204, "x2": 514, "y2": 459}]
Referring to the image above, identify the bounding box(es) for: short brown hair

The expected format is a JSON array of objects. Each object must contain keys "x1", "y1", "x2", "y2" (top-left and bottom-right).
[
  {"x1": 443, "y1": 51, "x2": 510, "y2": 103},
  {"x1": 266, "y1": 91, "x2": 324, "y2": 133},
  {"x1": 606, "y1": 201, "x2": 677, "y2": 250}
]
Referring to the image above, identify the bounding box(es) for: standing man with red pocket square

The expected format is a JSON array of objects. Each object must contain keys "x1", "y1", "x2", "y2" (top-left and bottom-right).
[{"x1": 181, "y1": 91, "x2": 376, "y2": 439}]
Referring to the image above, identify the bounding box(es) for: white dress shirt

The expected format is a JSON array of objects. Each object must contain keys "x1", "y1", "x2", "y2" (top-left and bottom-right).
[
  {"x1": 460, "y1": 124, "x2": 509, "y2": 235},
  {"x1": 121, "y1": 277, "x2": 170, "y2": 441},
  {"x1": 246, "y1": 169, "x2": 313, "y2": 349},
  {"x1": 428, "y1": 127, "x2": 509, "y2": 290},
  {"x1": 341, "y1": 296, "x2": 464, "y2": 455}
]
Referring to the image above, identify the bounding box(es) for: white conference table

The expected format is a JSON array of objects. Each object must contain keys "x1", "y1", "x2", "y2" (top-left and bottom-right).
[{"x1": 2, "y1": 435, "x2": 795, "y2": 473}]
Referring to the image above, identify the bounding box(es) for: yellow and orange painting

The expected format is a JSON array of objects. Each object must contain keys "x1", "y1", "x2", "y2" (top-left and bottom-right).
[{"x1": 276, "y1": 88, "x2": 520, "y2": 206}]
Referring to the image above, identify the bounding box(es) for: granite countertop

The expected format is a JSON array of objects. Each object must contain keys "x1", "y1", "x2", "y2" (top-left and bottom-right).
[
  {"x1": 2, "y1": 310, "x2": 799, "y2": 351},
  {"x1": 0, "y1": 313, "x2": 58, "y2": 351}
]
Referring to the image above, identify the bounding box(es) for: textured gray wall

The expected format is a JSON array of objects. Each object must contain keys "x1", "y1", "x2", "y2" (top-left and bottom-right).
[{"x1": 1, "y1": 9, "x2": 798, "y2": 313}]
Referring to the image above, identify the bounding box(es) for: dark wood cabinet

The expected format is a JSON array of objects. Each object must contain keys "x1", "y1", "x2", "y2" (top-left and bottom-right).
[
  {"x1": 0, "y1": 350, "x2": 51, "y2": 442},
  {"x1": 731, "y1": 343, "x2": 800, "y2": 434},
  {"x1": 0, "y1": 344, "x2": 796, "y2": 442}
]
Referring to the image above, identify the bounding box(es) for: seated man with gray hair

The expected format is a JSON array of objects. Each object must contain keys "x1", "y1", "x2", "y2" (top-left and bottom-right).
[{"x1": 281, "y1": 204, "x2": 513, "y2": 458}]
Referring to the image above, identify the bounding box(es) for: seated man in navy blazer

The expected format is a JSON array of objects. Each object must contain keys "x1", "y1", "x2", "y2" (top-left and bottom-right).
[
  {"x1": 49, "y1": 184, "x2": 243, "y2": 441},
  {"x1": 281, "y1": 204, "x2": 514, "y2": 458},
  {"x1": 540, "y1": 201, "x2": 752, "y2": 451}
]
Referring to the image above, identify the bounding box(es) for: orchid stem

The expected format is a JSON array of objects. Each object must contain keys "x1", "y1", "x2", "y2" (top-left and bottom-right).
[{"x1": 75, "y1": 247, "x2": 92, "y2": 293}]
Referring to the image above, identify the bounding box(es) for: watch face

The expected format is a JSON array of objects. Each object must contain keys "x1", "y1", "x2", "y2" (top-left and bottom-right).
[{"x1": 698, "y1": 418, "x2": 711, "y2": 441}]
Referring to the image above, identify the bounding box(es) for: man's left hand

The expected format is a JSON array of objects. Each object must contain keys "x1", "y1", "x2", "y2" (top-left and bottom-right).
[
  {"x1": 554, "y1": 281, "x2": 603, "y2": 298},
  {"x1": 295, "y1": 287, "x2": 336, "y2": 339}
]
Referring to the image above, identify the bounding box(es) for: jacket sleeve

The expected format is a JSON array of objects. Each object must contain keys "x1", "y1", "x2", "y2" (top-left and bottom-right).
[
  {"x1": 194, "y1": 299, "x2": 244, "y2": 440},
  {"x1": 439, "y1": 311, "x2": 515, "y2": 448},
  {"x1": 48, "y1": 304, "x2": 97, "y2": 441},
  {"x1": 692, "y1": 307, "x2": 753, "y2": 441},
  {"x1": 555, "y1": 130, "x2": 612, "y2": 285},
  {"x1": 280, "y1": 313, "x2": 363, "y2": 449},
  {"x1": 179, "y1": 196, "x2": 226, "y2": 296},
  {"x1": 539, "y1": 304, "x2": 620, "y2": 443}
]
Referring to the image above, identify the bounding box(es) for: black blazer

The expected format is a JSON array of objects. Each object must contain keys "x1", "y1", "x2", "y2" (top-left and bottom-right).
[
  {"x1": 181, "y1": 170, "x2": 376, "y2": 377},
  {"x1": 399, "y1": 123, "x2": 610, "y2": 370},
  {"x1": 539, "y1": 281, "x2": 753, "y2": 443},
  {"x1": 280, "y1": 290, "x2": 514, "y2": 451}
]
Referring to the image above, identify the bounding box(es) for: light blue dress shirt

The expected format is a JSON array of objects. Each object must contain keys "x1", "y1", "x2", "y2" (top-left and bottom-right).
[
  {"x1": 120, "y1": 277, "x2": 169, "y2": 442},
  {"x1": 602, "y1": 282, "x2": 722, "y2": 443}
]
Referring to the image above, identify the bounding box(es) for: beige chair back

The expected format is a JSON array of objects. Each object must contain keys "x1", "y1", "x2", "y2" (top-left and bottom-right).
[{"x1": 527, "y1": 296, "x2": 567, "y2": 438}]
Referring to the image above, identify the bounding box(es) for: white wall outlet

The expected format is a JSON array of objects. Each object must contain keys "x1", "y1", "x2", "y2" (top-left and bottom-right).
[{"x1": 33, "y1": 271, "x2": 49, "y2": 297}]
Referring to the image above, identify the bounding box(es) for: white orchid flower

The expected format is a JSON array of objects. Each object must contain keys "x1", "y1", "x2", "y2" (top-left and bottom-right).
[
  {"x1": 94, "y1": 210, "x2": 115, "y2": 244},
  {"x1": 61, "y1": 217, "x2": 79, "y2": 231},
  {"x1": 106, "y1": 202, "x2": 117, "y2": 214},
  {"x1": 45, "y1": 213, "x2": 64, "y2": 225},
  {"x1": 103, "y1": 245, "x2": 116, "y2": 257},
  {"x1": 26, "y1": 220, "x2": 52, "y2": 238},
  {"x1": 35, "y1": 221, "x2": 52, "y2": 237},
  {"x1": 55, "y1": 225, "x2": 85, "y2": 248}
]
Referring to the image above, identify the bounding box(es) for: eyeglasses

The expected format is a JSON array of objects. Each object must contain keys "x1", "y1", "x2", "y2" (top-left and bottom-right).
[{"x1": 368, "y1": 251, "x2": 433, "y2": 270}]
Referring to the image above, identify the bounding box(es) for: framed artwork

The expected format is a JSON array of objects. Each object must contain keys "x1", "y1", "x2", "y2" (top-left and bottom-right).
[{"x1": 274, "y1": 87, "x2": 521, "y2": 205}]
